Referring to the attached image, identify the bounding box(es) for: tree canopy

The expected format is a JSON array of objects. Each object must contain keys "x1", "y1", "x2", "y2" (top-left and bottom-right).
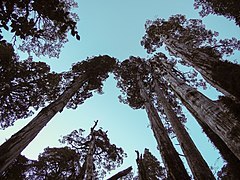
[{"x1": 0, "y1": 0, "x2": 80, "y2": 57}]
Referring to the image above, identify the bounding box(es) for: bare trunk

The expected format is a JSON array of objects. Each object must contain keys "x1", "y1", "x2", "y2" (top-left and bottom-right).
[
  {"x1": 107, "y1": 166, "x2": 132, "y2": 180},
  {"x1": 164, "y1": 38, "x2": 239, "y2": 101},
  {"x1": 183, "y1": 100, "x2": 240, "y2": 178},
  {"x1": 153, "y1": 78, "x2": 215, "y2": 179},
  {"x1": 85, "y1": 135, "x2": 96, "y2": 180},
  {"x1": 161, "y1": 60, "x2": 240, "y2": 160},
  {"x1": 135, "y1": 150, "x2": 148, "y2": 180},
  {"x1": 138, "y1": 77, "x2": 190, "y2": 180},
  {"x1": 0, "y1": 75, "x2": 88, "y2": 174}
]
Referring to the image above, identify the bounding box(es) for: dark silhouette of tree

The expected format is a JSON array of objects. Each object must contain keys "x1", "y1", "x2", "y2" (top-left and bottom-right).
[
  {"x1": 27, "y1": 147, "x2": 81, "y2": 179},
  {"x1": 115, "y1": 57, "x2": 190, "y2": 179},
  {"x1": 0, "y1": 42, "x2": 62, "y2": 129},
  {"x1": 0, "y1": 0, "x2": 80, "y2": 57},
  {"x1": 194, "y1": 0, "x2": 240, "y2": 27},
  {"x1": 0, "y1": 155, "x2": 33, "y2": 179},
  {"x1": 141, "y1": 14, "x2": 240, "y2": 101},
  {"x1": 0, "y1": 55, "x2": 116, "y2": 174},
  {"x1": 60, "y1": 121, "x2": 127, "y2": 179},
  {"x1": 136, "y1": 149, "x2": 167, "y2": 180}
]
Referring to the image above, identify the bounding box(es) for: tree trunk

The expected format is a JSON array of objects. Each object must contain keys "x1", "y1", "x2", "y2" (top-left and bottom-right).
[
  {"x1": 135, "y1": 150, "x2": 148, "y2": 180},
  {"x1": 107, "y1": 166, "x2": 132, "y2": 180},
  {"x1": 138, "y1": 76, "x2": 190, "y2": 180},
  {"x1": 85, "y1": 134, "x2": 96, "y2": 180},
  {"x1": 164, "y1": 38, "x2": 240, "y2": 101},
  {"x1": 0, "y1": 74, "x2": 88, "y2": 174},
  {"x1": 84, "y1": 121, "x2": 98, "y2": 180},
  {"x1": 182, "y1": 100, "x2": 240, "y2": 179},
  {"x1": 160, "y1": 60, "x2": 240, "y2": 160},
  {"x1": 153, "y1": 78, "x2": 215, "y2": 179}
]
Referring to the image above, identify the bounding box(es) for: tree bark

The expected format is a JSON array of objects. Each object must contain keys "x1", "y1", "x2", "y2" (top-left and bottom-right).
[
  {"x1": 85, "y1": 121, "x2": 98, "y2": 180},
  {"x1": 0, "y1": 74, "x2": 88, "y2": 174},
  {"x1": 107, "y1": 166, "x2": 132, "y2": 180},
  {"x1": 160, "y1": 60, "x2": 240, "y2": 160},
  {"x1": 182, "y1": 99, "x2": 240, "y2": 179},
  {"x1": 153, "y1": 78, "x2": 215, "y2": 180},
  {"x1": 138, "y1": 76, "x2": 190, "y2": 180},
  {"x1": 164, "y1": 38, "x2": 240, "y2": 101}
]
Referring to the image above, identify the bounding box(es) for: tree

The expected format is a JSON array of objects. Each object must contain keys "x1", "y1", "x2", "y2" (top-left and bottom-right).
[
  {"x1": 149, "y1": 59, "x2": 215, "y2": 179},
  {"x1": 151, "y1": 54, "x2": 240, "y2": 160},
  {"x1": 0, "y1": 0, "x2": 80, "y2": 58},
  {"x1": 0, "y1": 55, "x2": 117, "y2": 174},
  {"x1": 141, "y1": 14, "x2": 240, "y2": 101},
  {"x1": 107, "y1": 166, "x2": 133, "y2": 180},
  {"x1": 135, "y1": 149, "x2": 167, "y2": 180},
  {"x1": 0, "y1": 155, "x2": 34, "y2": 179},
  {"x1": 115, "y1": 57, "x2": 190, "y2": 179},
  {"x1": 60, "y1": 121, "x2": 127, "y2": 179},
  {"x1": 0, "y1": 42, "x2": 62, "y2": 129},
  {"x1": 28, "y1": 147, "x2": 81, "y2": 180},
  {"x1": 194, "y1": 0, "x2": 240, "y2": 27}
]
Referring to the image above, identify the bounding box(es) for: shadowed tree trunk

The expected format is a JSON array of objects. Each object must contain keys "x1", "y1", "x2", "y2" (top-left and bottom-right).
[
  {"x1": 0, "y1": 74, "x2": 88, "y2": 174},
  {"x1": 152, "y1": 77, "x2": 215, "y2": 180},
  {"x1": 137, "y1": 75, "x2": 190, "y2": 180},
  {"x1": 164, "y1": 38, "x2": 240, "y2": 101},
  {"x1": 85, "y1": 121, "x2": 97, "y2": 180},
  {"x1": 183, "y1": 100, "x2": 240, "y2": 179},
  {"x1": 107, "y1": 166, "x2": 132, "y2": 180},
  {"x1": 159, "y1": 60, "x2": 240, "y2": 160}
]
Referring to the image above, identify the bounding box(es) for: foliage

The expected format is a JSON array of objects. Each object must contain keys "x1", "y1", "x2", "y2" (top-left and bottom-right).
[
  {"x1": 64, "y1": 55, "x2": 117, "y2": 109},
  {"x1": 28, "y1": 147, "x2": 81, "y2": 180},
  {"x1": 136, "y1": 149, "x2": 167, "y2": 179},
  {"x1": 194, "y1": 0, "x2": 240, "y2": 27},
  {"x1": 60, "y1": 126, "x2": 126, "y2": 179},
  {"x1": 141, "y1": 14, "x2": 240, "y2": 56},
  {"x1": 0, "y1": 42, "x2": 62, "y2": 129},
  {"x1": 0, "y1": 0, "x2": 80, "y2": 57},
  {"x1": 0, "y1": 155, "x2": 33, "y2": 179}
]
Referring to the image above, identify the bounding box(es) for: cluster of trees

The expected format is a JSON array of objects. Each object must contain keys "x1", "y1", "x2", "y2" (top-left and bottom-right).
[{"x1": 1, "y1": 0, "x2": 240, "y2": 179}]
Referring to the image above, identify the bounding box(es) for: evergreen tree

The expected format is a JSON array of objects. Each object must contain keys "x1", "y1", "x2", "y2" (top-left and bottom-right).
[
  {"x1": 0, "y1": 42, "x2": 61, "y2": 128},
  {"x1": 141, "y1": 14, "x2": 240, "y2": 101},
  {"x1": 60, "y1": 121, "x2": 127, "y2": 179},
  {"x1": 194, "y1": 0, "x2": 240, "y2": 27},
  {"x1": 0, "y1": 55, "x2": 116, "y2": 173},
  {"x1": 0, "y1": 0, "x2": 80, "y2": 57},
  {"x1": 115, "y1": 57, "x2": 190, "y2": 179},
  {"x1": 136, "y1": 149, "x2": 167, "y2": 180}
]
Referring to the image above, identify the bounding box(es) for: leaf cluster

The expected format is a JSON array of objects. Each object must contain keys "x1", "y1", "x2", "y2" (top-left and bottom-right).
[
  {"x1": 0, "y1": 42, "x2": 62, "y2": 128},
  {"x1": 64, "y1": 55, "x2": 117, "y2": 109},
  {"x1": 0, "y1": 0, "x2": 80, "y2": 57}
]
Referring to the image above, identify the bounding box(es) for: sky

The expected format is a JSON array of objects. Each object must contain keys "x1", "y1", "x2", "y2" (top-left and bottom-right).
[{"x1": 1, "y1": 0, "x2": 240, "y2": 178}]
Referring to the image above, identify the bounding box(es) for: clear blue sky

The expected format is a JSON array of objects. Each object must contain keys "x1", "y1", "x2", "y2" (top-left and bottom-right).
[{"x1": 1, "y1": 0, "x2": 239, "y2": 178}]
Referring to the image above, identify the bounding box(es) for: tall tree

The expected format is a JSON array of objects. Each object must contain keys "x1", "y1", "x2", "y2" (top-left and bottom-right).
[
  {"x1": 151, "y1": 54, "x2": 240, "y2": 160},
  {"x1": 60, "y1": 121, "x2": 127, "y2": 179},
  {"x1": 0, "y1": 42, "x2": 61, "y2": 129},
  {"x1": 0, "y1": 0, "x2": 80, "y2": 57},
  {"x1": 115, "y1": 58, "x2": 190, "y2": 179},
  {"x1": 0, "y1": 55, "x2": 116, "y2": 173},
  {"x1": 135, "y1": 149, "x2": 167, "y2": 180},
  {"x1": 194, "y1": 0, "x2": 240, "y2": 27},
  {"x1": 141, "y1": 14, "x2": 240, "y2": 101},
  {"x1": 149, "y1": 62, "x2": 215, "y2": 179}
]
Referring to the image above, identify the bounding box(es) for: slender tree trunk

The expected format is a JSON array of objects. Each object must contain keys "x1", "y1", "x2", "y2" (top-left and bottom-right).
[
  {"x1": 137, "y1": 76, "x2": 190, "y2": 180},
  {"x1": 85, "y1": 134, "x2": 96, "y2": 180},
  {"x1": 153, "y1": 78, "x2": 215, "y2": 179},
  {"x1": 164, "y1": 38, "x2": 240, "y2": 101},
  {"x1": 0, "y1": 74, "x2": 88, "y2": 174},
  {"x1": 107, "y1": 166, "x2": 132, "y2": 180},
  {"x1": 160, "y1": 60, "x2": 240, "y2": 160}
]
